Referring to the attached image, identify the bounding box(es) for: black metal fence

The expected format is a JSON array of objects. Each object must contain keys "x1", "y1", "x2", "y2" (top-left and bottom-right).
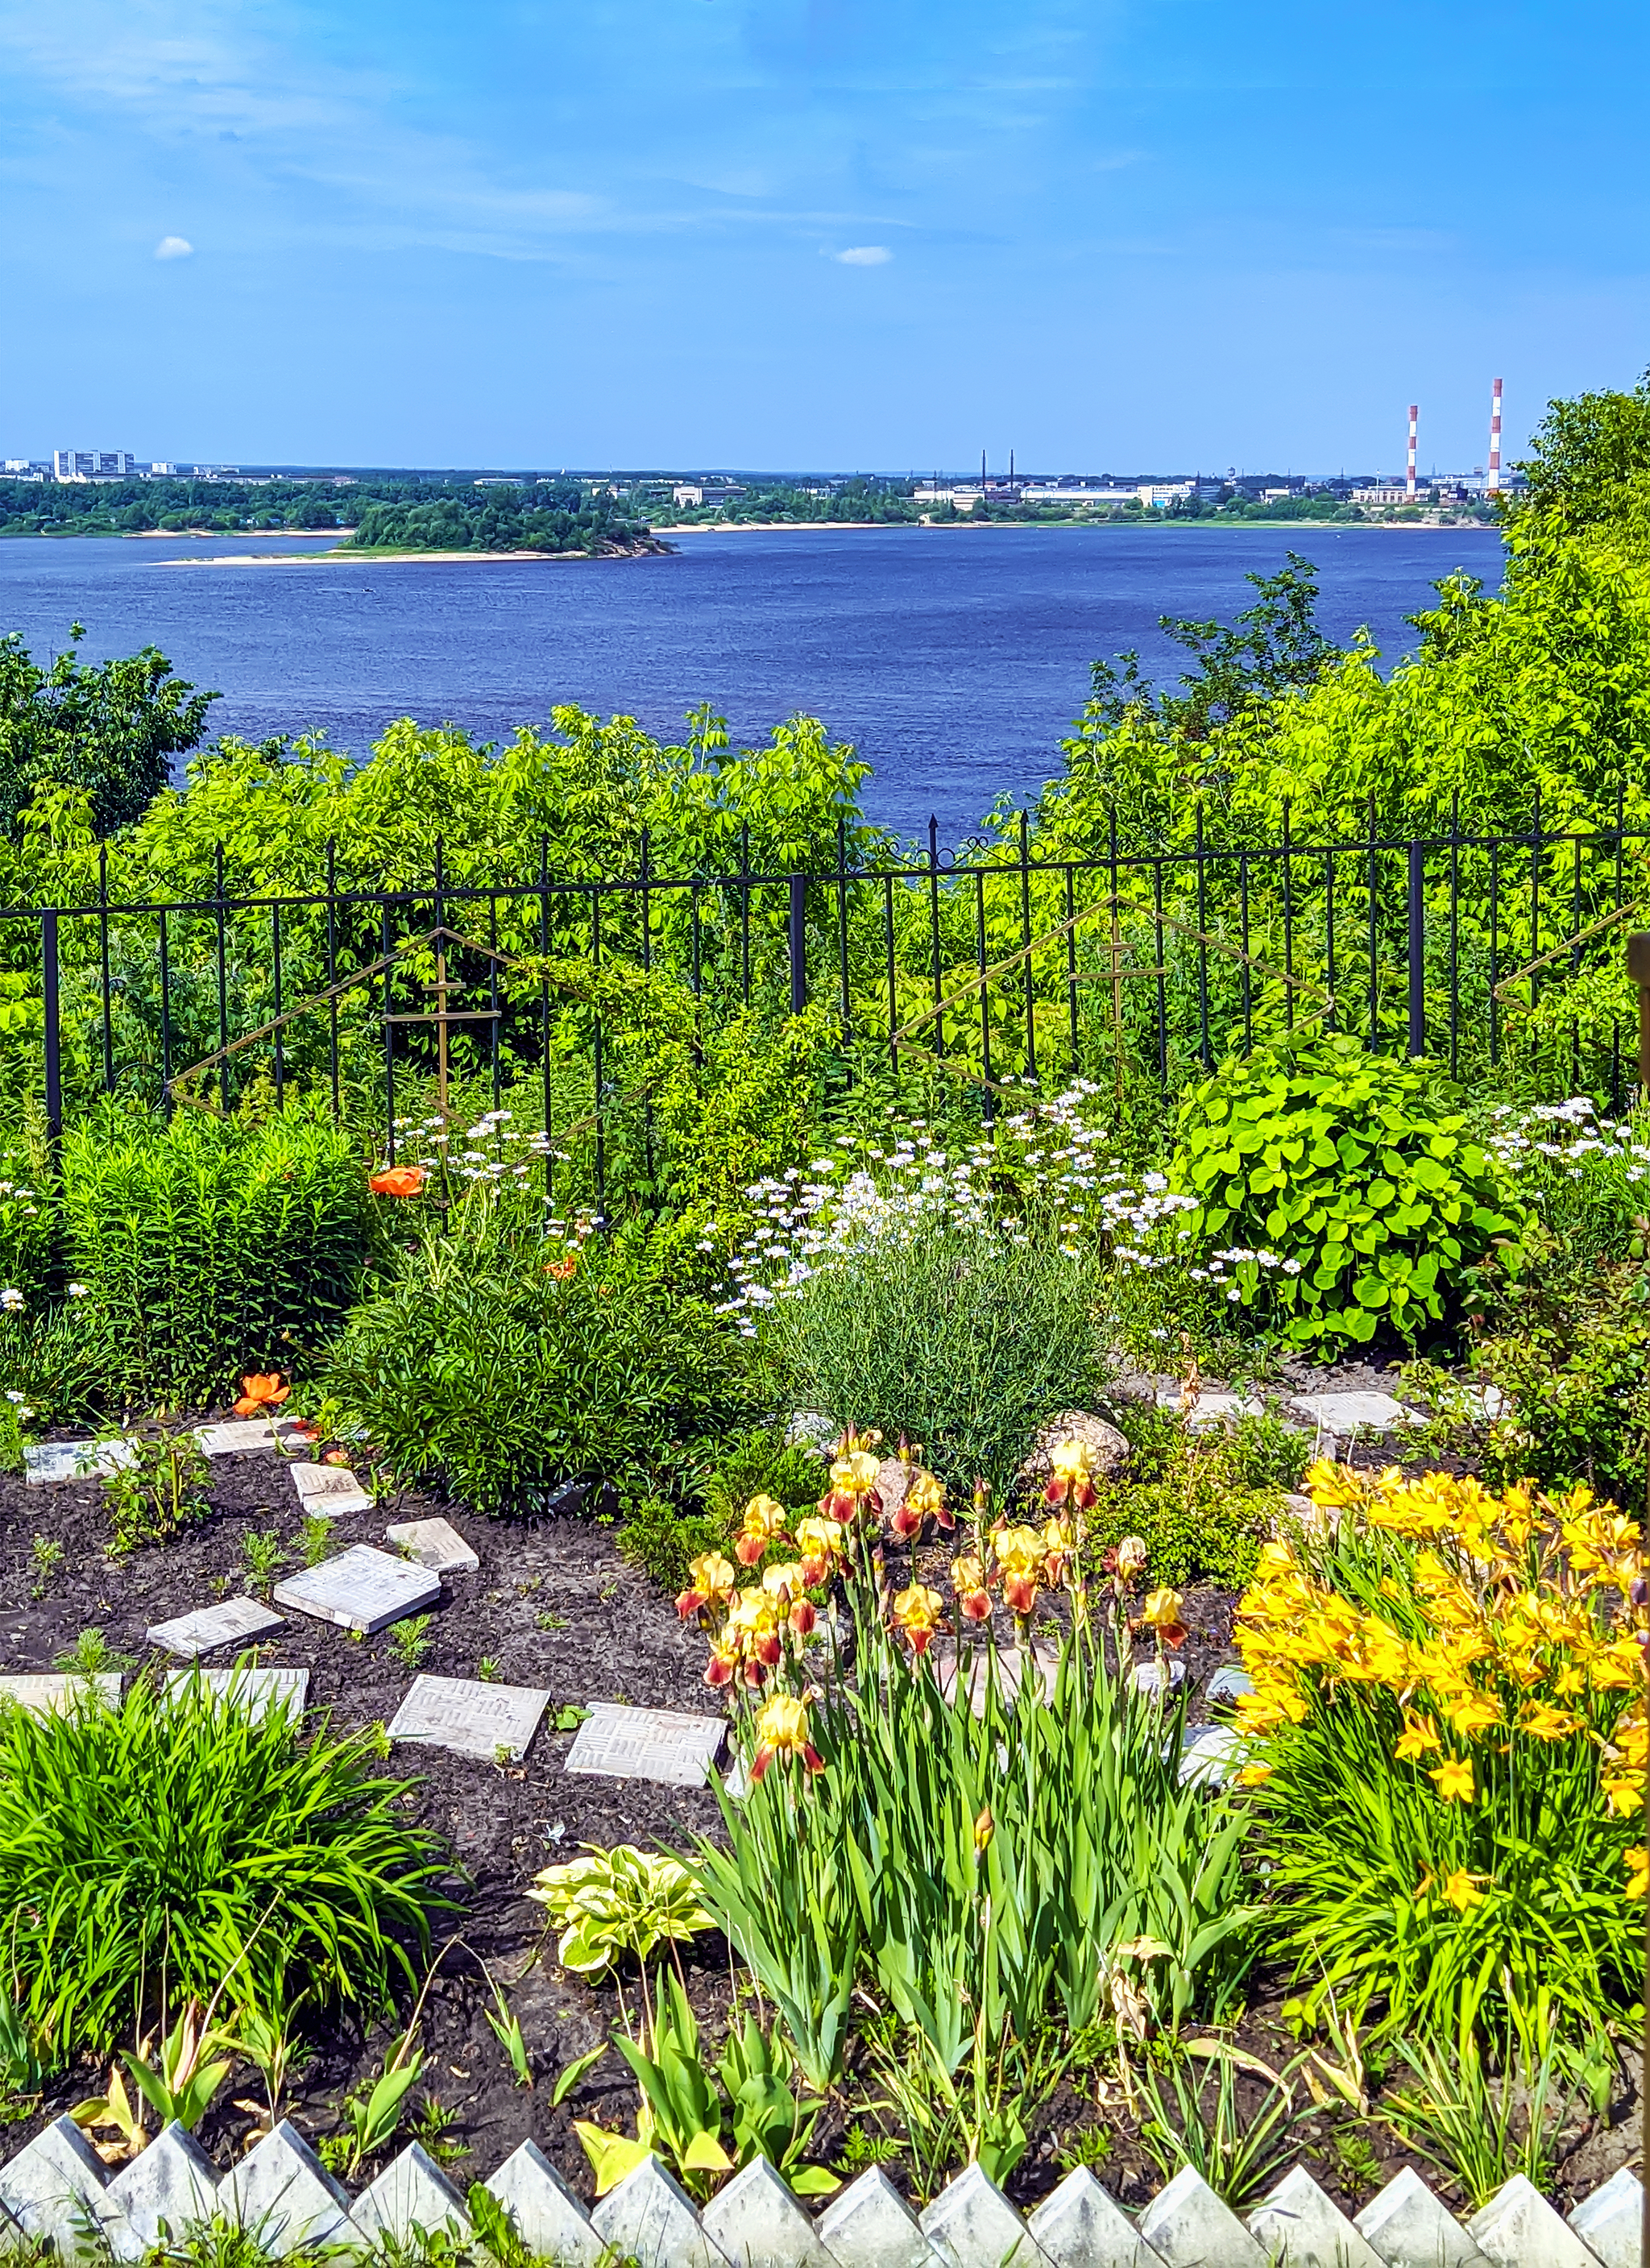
[{"x1": 5, "y1": 801, "x2": 1646, "y2": 1180}]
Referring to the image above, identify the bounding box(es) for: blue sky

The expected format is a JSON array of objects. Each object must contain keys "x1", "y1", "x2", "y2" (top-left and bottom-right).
[{"x1": 2, "y1": 0, "x2": 1644, "y2": 471}]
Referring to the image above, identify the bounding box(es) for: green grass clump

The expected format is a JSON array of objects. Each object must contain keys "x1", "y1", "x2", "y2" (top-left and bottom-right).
[{"x1": 0, "y1": 1669, "x2": 452, "y2": 2054}]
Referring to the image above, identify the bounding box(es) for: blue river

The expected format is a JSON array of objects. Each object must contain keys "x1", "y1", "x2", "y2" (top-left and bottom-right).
[{"x1": 0, "y1": 523, "x2": 1504, "y2": 846}]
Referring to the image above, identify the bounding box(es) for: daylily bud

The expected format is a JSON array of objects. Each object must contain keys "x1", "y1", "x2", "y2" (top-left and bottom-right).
[{"x1": 973, "y1": 1805, "x2": 994, "y2": 1852}]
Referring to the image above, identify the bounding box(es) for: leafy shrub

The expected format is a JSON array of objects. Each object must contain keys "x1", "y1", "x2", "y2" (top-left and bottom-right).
[
  {"x1": 56, "y1": 1105, "x2": 375, "y2": 1404},
  {"x1": 325, "y1": 1206, "x2": 753, "y2": 1517},
  {"x1": 0, "y1": 1669, "x2": 450, "y2": 2054},
  {"x1": 1235, "y1": 1464, "x2": 1644, "y2": 2043},
  {"x1": 1170, "y1": 1037, "x2": 1519, "y2": 1351},
  {"x1": 1093, "y1": 1406, "x2": 1304, "y2": 1588},
  {"x1": 103, "y1": 1433, "x2": 210, "y2": 1553},
  {"x1": 619, "y1": 1428, "x2": 825, "y2": 1593},
  {"x1": 1403, "y1": 1097, "x2": 1650, "y2": 1503}
]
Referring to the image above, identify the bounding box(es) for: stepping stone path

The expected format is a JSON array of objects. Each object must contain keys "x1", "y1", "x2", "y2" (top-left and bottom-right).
[
  {"x1": 289, "y1": 1461, "x2": 374, "y2": 1516},
  {"x1": 1178, "y1": 1723, "x2": 1250, "y2": 1787},
  {"x1": 1287, "y1": 1389, "x2": 1420, "y2": 1434},
  {"x1": 273, "y1": 1544, "x2": 441, "y2": 1636},
  {"x1": 164, "y1": 1665, "x2": 309, "y2": 1724},
  {"x1": 1155, "y1": 1387, "x2": 1267, "y2": 1431},
  {"x1": 1130, "y1": 1656, "x2": 1186, "y2": 1698},
  {"x1": 23, "y1": 1437, "x2": 138, "y2": 1485},
  {"x1": 931, "y1": 1636, "x2": 1058, "y2": 1715},
  {"x1": 565, "y1": 1701, "x2": 726, "y2": 1788},
  {"x1": 145, "y1": 1595, "x2": 284, "y2": 1659},
  {"x1": 195, "y1": 1416, "x2": 303, "y2": 1456},
  {"x1": 0, "y1": 1673, "x2": 121, "y2": 1714},
  {"x1": 384, "y1": 1516, "x2": 479, "y2": 1574},
  {"x1": 388, "y1": 1673, "x2": 550, "y2": 1761}
]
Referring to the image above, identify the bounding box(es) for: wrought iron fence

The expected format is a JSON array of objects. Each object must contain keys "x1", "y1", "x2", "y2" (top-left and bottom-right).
[{"x1": 4, "y1": 799, "x2": 1646, "y2": 1209}]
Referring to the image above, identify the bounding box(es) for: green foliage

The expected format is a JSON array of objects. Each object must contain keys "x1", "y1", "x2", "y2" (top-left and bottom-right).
[
  {"x1": 1072, "y1": 554, "x2": 1342, "y2": 751},
  {"x1": 1171, "y1": 1038, "x2": 1519, "y2": 1350},
  {"x1": 691, "y1": 1625, "x2": 1254, "y2": 2103},
  {"x1": 1137, "y1": 2042, "x2": 1308, "y2": 2208},
  {"x1": 342, "y1": 483, "x2": 651, "y2": 556},
  {"x1": 1381, "y1": 2001, "x2": 1585, "y2": 2208},
  {"x1": 325, "y1": 1203, "x2": 753, "y2": 1517},
  {"x1": 1097, "y1": 1404, "x2": 1307, "y2": 1587},
  {"x1": 0, "y1": 1666, "x2": 451, "y2": 2054},
  {"x1": 102, "y1": 1431, "x2": 210, "y2": 1553},
  {"x1": 1514, "y1": 367, "x2": 1650, "y2": 543},
  {"x1": 577, "y1": 1968, "x2": 834, "y2": 2202},
  {"x1": 619, "y1": 1428, "x2": 827, "y2": 1592},
  {"x1": 0, "y1": 624, "x2": 218, "y2": 838},
  {"x1": 529, "y1": 1845, "x2": 715, "y2": 1976},
  {"x1": 763, "y1": 1213, "x2": 1101, "y2": 1495},
  {"x1": 56, "y1": 1104, "x2": 375, "y2": 1406}
]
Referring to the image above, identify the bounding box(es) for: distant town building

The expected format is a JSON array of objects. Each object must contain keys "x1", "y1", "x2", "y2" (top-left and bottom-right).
[
  {"x1": 1019, "y1": 484, "x2": 1140, "y2": 507},
  {"x1": 53, "y1": 449, "x2": 135, "y2": 481},
  {"x1": 671, "y1": 483, "x2": 747, "y2": 507},
  {"x1": 1352, "y1": 484, "x2": 1424, "y2": 506}
]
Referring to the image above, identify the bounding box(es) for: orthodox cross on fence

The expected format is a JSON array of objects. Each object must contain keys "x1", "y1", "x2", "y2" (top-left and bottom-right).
[{"x1": 383, "y1": 931, "x2": 502, "y2": 1116}]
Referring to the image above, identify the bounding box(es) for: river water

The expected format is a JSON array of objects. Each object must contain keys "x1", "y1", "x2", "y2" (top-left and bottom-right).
[{"x1": 0, "y1": 523, "x2": 1504, "y2": 845}]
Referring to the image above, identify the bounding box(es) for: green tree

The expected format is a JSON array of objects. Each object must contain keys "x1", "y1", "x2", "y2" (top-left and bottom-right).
[{"x1": 0, "y1": 626, "x2": 219, "y2": 837}]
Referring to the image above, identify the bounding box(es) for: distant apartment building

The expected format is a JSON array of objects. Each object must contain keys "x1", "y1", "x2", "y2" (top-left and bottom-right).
[
  {"x1": 671, "y1": 482, "x2": 747, "y2": 508},
  {"x1": 53, "y1": 449, "x2": 136, "y2": 481}
]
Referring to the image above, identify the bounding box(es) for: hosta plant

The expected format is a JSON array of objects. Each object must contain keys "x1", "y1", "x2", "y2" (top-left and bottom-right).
[{"x1": 529, "y1": 1845, "x2": 715, "y2": 1976}]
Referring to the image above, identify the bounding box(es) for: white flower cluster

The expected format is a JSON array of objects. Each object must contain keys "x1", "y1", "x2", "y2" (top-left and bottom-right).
[
  {"x1": 0, "y1": 1177, "x2": 39, "y2": 1220},
  {"x1": 1486, "y1": 1096, "x2": 1650, "y2": 1183},
  {"x1": 394, "y1": 1109, "x2": 537, "y2": 1184},
  {"x1": 717, "y1": 1084, "x2": 1116, "y2": 1337},
  {"x1": 0, "y1": 1288, "x2": 23, "y2": 1313}
]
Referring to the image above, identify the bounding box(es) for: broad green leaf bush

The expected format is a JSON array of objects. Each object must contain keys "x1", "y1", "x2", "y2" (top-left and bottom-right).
[
  {"x1": 324, "y1": 1198, "x2": 755, "y2": 1516},
  {"x1": 0, "y1": 1667, "x2": 450, "y2": 2055},
  {"x1": 1234, "y1": 1462, "x2": 1644, "y2": 2043},
  {"x1": 1170, "y1": 1037, "x2": 1521, "y2": 1350}
]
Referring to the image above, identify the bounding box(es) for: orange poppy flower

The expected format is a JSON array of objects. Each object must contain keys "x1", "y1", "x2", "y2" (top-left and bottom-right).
[
  {"x1": 234, "y1": 1372, "x2": 290, "y2": 1417},
  {"x1": 368, "y1": 1165, "x2": 427, "y2": 1198}
]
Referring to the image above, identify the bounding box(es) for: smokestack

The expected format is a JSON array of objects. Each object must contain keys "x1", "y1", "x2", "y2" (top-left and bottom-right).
[
  {"x1": 981, "y1": 448, "x2": 987, "y2": 486},
  {"x1": 1487, "y1": 377, "x2": 1503, "y2": 494},
  {"x1": 1406, "y1": 404, "x2": 1418, "y2": 500}
]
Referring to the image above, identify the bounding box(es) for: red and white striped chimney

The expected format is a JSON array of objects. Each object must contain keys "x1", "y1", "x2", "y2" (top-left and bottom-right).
[
  {"x1": 1406, "y1": 404, "x2": 1419, "y2": 499},
  {"x1": 1487, "y1": 377, "x2": 1503, "y2": 494}
]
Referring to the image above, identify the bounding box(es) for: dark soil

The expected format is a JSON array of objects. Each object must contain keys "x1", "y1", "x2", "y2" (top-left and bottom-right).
[{"x1": 0, "y1": 1427, "x2": 1635, "y2": 2225}]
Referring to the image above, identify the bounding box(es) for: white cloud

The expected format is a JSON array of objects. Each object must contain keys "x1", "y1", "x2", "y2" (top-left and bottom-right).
[
  {"x1": 154, "y1": 234, "x2": 193, "y2": 259},
  {"x1": 833, "y1": 244, "x2": 891, "y2": 265}
]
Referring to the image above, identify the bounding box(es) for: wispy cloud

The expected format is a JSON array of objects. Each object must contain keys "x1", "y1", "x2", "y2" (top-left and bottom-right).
[
  {"x1": 833, "y1": 245, "x2": 893, "y2": 265},
  {"x1": 153, "y1": 234, "x2": 192, "y2": 258}
]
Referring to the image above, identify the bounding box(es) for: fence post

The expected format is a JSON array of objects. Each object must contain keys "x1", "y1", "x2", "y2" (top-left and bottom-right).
[
  {"x1": 1407, "y1": 840, "x2": 1426, "y2": 1057},
  {"x1": 788, "y1": 876, "x2": 807, "y2": 1014},
  {"x1": 41, "y1": 910, "x2": 62, "y2": 1143}
]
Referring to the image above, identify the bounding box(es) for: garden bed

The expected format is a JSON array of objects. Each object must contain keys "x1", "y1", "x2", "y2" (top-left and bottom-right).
[{"x1": 2, "y1": 1412, "x2": 1637, "y2": 2228}]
